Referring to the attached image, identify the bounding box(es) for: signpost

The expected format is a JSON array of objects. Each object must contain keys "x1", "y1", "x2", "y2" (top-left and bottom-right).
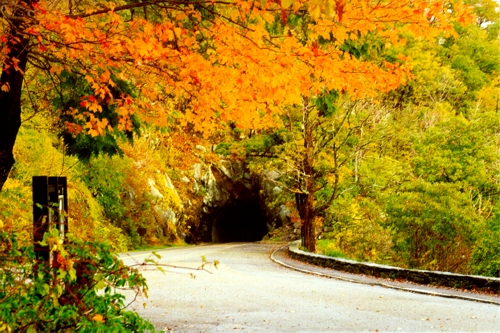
[{"x1": 32, "y1": 176, "x2": 68, "y2": 261}]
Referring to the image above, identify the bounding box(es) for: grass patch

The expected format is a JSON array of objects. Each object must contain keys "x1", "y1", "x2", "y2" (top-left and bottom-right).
[{"x1": 316, "y1": 239, "x2": 349, "y2": 259}]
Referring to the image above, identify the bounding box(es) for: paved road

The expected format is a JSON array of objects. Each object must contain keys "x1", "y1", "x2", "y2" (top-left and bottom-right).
[{"x1": 121, "y1": 243, "x2": 500, "y2": 332}]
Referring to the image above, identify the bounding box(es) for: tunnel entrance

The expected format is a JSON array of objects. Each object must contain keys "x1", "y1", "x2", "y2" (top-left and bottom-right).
[{"x1": 212, "y1": 199, "x2": 268, "y2": 243}]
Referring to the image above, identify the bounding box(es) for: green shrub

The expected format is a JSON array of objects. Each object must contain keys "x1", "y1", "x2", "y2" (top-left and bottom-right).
[
  {"x1": 470, "y1": 231, "x2": 500, "y2": 277},
  {"x1": 470, "y1": 212, "x2": 500, "y2": 277},
  {"x1": 0, "y1": 228, "x2": 154, "y2": 332},
  {"x1": 324, "y1": 199, "x2": 394, "y2": 264},
  {"x1": 316, "y1": 239, "x2": 349, "y2": 259}
]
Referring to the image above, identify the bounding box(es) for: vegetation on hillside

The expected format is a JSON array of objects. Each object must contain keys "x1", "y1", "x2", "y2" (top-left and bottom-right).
[
  {"x1": 0, "y1": 0, "x2": 499, "y2": 330},
  {"x1": 216, "y1": 0, "x2": 500, "y2": 275}
]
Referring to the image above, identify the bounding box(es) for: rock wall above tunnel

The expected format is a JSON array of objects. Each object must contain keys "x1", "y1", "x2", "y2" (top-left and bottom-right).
[{"x1": 185, "y1": 160, "x2": 293, "y2": 243}]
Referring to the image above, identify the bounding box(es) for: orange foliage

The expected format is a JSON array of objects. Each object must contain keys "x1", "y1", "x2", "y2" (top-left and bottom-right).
[{"x1": 3, "y1": 0, "x2": 473, "y2": 138}]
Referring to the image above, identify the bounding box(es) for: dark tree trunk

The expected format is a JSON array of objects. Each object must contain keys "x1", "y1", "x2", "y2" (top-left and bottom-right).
[
  {"x1": 300, "y1": 185, "x2": 316, "y2": 252},
  {"x1": 298, "y1": 98, "x2": 316, "y2": 253},
  {"x1": 0, "y1": 2, "x2": 32, "y2": 191}
]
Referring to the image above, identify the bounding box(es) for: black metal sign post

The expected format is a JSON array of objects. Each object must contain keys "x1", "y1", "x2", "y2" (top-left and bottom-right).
[{"x1": 33, "y1": 176, "x2": 68, "y2": 262}]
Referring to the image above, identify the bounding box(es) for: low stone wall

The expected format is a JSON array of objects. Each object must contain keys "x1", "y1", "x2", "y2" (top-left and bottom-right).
[{"x1": 288, "y1": 241, "x2": 500, "y2": 294}]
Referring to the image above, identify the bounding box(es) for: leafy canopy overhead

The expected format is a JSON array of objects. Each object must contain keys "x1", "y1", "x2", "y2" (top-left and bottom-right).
[{"x1": 3, "y1": 0, "x2": 471, "y2": 138}]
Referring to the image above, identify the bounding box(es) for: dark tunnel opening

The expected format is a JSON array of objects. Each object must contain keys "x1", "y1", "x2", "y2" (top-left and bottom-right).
[{"x1": 212, "y1": 199, "x2": 268, "y2": 243}]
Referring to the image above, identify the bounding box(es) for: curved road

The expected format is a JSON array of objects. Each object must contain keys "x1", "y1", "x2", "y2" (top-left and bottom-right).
[{"x1": 121, "y1": 243, "x2": 499, "y2": 332}]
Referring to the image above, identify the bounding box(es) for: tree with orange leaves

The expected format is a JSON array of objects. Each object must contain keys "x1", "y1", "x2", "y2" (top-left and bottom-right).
[
  {"x1": 217, "y1": 0, "x2": 473, "y2": 251},
  {"x1": 271, "y1": 0, "x2": 473, "y2": 252},
  {"x1": 0, "y1": 0, "x2": 471, "y2": 195}
]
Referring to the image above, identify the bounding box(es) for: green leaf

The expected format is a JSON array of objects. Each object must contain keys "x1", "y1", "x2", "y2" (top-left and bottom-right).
[
  {"x1": 50, "y1": 228, "x2": 59, "y2": 237},
  {"x1": 95, "y1": 279, "x2": 107, "y2": 290},
  {"x1": 43, "y1": 283, "x2": 50, "y2": 294},
  {"x1": 68, "y1": 268, "x2": 77, "y2": 281},
  {"x1": 57, "y1": 269, "x2": 67, "y2": 280}
]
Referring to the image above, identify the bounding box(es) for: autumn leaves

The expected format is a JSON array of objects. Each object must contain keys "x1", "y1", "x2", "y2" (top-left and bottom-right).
[
  {"x1": 27, "y1": 0, "x2": 471, "y2": 142},
  {"x1": 0, "y1": 0, "x2": 473, "y2": 192}
]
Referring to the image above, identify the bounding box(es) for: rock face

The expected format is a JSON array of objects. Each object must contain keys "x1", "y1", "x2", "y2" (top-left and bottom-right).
[
  {"x1": 146, "y1": 173, "x2": 184, "y2": 242},
  {"x1": 179, "y1": 156, "x2": 297, "y2": 243},
  {"x1": 258, "y1": 170, "x2": 292, "y2": 229},
  {"x1": 143, "y1": 152, "x2": 294, "y2": 244},
  {"x1": 189, "y1": 160, "x2": 269, "y2": 242}
]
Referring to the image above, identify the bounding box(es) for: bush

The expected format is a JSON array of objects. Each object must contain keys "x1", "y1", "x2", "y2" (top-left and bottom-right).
[
  {"x1": 0, "y1": 228, "x2": 154, "y2": 332},
  {"x1": 384, "y1": 180, "x2": 482, "y2": 273},
  {"x1": 470, "y1": 231, "x2": 500, "y2": 277},
  {"x1": 7, "y1": 123, "x2": 130, "y2": 251},
  {"x1": 469, "y1": 212, "x2": 500, "y2": 277},
  {"x1": 316, "y1": 239, "x2": 349, "y2": 259},
  {"x1": 325, "y1": 199, "x2": 394, "y2": 264}
]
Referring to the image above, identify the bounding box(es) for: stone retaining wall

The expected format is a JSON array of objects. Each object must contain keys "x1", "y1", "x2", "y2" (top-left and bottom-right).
[{"x1": 288, "y1": 241, "x2": 500, "y2": 294}]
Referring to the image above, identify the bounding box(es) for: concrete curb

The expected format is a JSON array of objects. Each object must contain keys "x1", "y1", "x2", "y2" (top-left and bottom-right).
[{"x1": 270, "y1": 242, "x2": 500, "y2": 306}]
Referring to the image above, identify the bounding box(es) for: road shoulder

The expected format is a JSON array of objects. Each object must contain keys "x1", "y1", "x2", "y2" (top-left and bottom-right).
[{"x1": 270, "y1": 243, "x2": 500, "y2": 305}]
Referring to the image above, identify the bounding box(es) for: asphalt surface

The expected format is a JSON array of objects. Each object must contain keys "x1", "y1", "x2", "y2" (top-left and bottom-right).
[{"x1": 120, "y1": 243, "x2": 500, "y2": 332}]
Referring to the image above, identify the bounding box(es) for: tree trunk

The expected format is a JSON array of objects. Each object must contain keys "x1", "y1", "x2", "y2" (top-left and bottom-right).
[
  {"x1": 298, "y1": 98, "x2": 316, "y2": 253},
  {"x1": 300, "y1": 183, "x2": 316, "y2": 252},
  {"x1": 0, "y1": 2, "x2": 32, "y2": 191}
]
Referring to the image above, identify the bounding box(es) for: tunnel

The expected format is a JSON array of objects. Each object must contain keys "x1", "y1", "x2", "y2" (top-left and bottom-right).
[{"x1": 212, "y1": 199, "x2": 268, "y2": 243}]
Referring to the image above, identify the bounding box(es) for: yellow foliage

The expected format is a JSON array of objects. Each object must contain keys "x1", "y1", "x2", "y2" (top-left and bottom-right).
[
  {"x1": 332, "y1": 201, "x2": 394, "y2": 263},
  {"x1": 477, "y1": 81, "x2": 500, "y2": 112},
  {"x1": 4, "y1": 120, "x2": 129, "y2": 250}
]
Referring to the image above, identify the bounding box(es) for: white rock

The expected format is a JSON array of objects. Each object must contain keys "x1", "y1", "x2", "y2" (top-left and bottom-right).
[
  {"x1": 193, "y1": 164, "x2": 202, "y2": 181},
  {"x1": 272, "y1": 186, "x2": 283, "y2": 196},
  {"x1": 202, "y1": 167, "x2": 229, "y2": 207},
  {"x1": 219, "y1": 165, "x2": 231, "y2": 178},
  {"x1": 278, "y1": 205, "x2": 292, "y2": 225},
  {"x1": 148, "y1": 178, "x2": 164, "y2": 199},
  {"x1": 263, "y1": 170, "x2": 281, "y2": 180},
  {"x1": 163, "y1": 173, "x2": 175, "y2": 190},
  {"x1": 195, "y1": 145, "x2": 207, "y2": 152},
  {"x1": 155, "y1": 206, "x2": 177, "y2": 225}
]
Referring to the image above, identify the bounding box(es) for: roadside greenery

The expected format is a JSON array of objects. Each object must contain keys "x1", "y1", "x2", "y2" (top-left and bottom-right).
[
  {"x1": 216, "y1": 1, "x2": 500, "y2": 276},
  {"x1": 0, "y1": 229, "x2": 154, "y2": 332},
  {"x1": 2, "y1": 0, "x2": 498, "y2": 330},
  {"x1": 0, "y1": 7, "x2": 499, "y2": 331}
]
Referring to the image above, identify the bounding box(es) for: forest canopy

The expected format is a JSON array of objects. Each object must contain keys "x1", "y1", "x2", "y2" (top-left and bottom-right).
[
  {"x1": 0, "y1": 0, "x2": 499, "y2": 278},
  {"x1": 2, "y1": 1, "x2": 500, "y2": 331}
]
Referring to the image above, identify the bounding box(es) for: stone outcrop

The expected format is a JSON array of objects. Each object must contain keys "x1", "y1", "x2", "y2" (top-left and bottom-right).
[
  {"x1": 146, "y1": 173, "x2": 184, "y2": 241},
  {"x1": 189, "y1": 160, "x2": 265, "y2": 242},
  {"x1": 258, "y1": 170, "x2": 292, "y2": 228},
  {"x1": 138, "y1": 143, "x2": 295, "y2": 244},
  {"x1": 183, "y1": 154, "x2": 302, "y2": 243}
]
